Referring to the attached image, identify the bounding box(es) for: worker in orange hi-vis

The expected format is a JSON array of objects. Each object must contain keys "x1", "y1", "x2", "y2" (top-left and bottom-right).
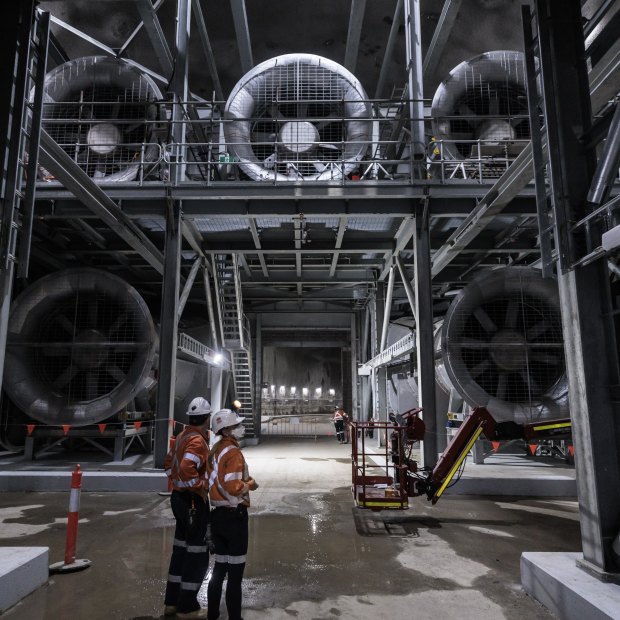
[
  {"x1": 332, "y1": 405, "x2": 349, "y2": 444},
  {"x1": 206, "y1": 408, "x2": 259, "y2": 620},
  {"x1": 163, "y1": 397, "x2": 212, "y2": 619}
]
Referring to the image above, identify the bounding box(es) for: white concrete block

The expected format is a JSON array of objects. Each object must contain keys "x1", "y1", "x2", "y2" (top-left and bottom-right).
[
  {"x1": 0, "y1": 547, "x2": 49, "y2": 612},
  {"x1": 521, "y1": 551, "x2": 620, "y2": 620}
]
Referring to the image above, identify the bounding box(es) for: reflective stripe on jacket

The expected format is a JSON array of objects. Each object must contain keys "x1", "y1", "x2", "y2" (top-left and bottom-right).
[
  {"x1": 164, "y1": 425, "x2": 210, "y2": 494},
  {"x1": 207, "y1": 436, "x2": 251, "y2": 508}
]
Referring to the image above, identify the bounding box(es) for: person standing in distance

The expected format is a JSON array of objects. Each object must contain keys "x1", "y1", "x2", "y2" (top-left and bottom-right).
[
  {"x1": 332, "y1": 405, "x2": 348, "y2": 444},
  {"x1": 163, "y1": 396, "x2": 212, "y2": 619},
  {"x1": 207, "y1": 409, "x2": 258, "y2": 620}
]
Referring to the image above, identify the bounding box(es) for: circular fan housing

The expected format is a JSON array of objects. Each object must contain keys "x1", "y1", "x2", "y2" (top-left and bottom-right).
[
  {"x1": 441, "y1": 268, "x2": 568, "y2": 423},
  {"x1": 431, "y1": 51, "x2": 529, "y2": 161},
  {"x1": 41, "y1": 56, "x2": 163, "y2": 182},
  {"x1": 5, "y1": 269, "x2": 158, "y2": 426},
  {"x1": 224, "y1": 54, "x2": 372, "y2": 181}
]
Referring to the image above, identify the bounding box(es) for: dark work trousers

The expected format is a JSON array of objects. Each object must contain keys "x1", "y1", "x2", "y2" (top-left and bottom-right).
[
  {"x1": 165, "y1": 490, "x2": 210, "y2": 613},
  {"x1": 207, "y1": 505, "x2": 249, "y2": 620},
  {"x1": 334, "y1": 419, "x2": 345, "y2": 442}
]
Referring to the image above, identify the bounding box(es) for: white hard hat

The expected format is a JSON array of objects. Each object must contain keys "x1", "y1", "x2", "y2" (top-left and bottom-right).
[
  {"x1": 186, "y1": 396, "x2": 212, "y2": 416},
  {"x1": 211, "y1": 408, "x2": 245, "y2": 434}
]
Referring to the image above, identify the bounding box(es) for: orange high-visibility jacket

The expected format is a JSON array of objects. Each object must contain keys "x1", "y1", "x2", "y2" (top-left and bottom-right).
[
  {"x1": 164, "y1": 425, "x2": 210, "y2": 495},
  {"x1": 207, "y1": 436, "x2": 253, "y2": 508}
]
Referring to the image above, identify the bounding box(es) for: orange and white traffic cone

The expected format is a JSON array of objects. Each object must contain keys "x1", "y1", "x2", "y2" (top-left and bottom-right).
[{"x1": 49, "y1": 464, "x2": 91, "y2": 573}]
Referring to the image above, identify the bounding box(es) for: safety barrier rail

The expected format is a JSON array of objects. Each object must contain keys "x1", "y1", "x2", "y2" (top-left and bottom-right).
[{"x1": 260, "y1": 413, "x2": 334, "y2": 439}]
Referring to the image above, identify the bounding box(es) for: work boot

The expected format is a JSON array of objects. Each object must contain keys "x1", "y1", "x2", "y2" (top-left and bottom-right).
[
  {"x1": 177, "y1": 609, "x2": 208, "y2": 619},
  {"x1": 163, "y1": 605, "x2": 176, "y2": 616}
]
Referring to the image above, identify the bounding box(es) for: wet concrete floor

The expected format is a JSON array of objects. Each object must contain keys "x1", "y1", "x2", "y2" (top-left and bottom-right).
[{"x1": 0, "y1": 437, "x2": 581, "y2": 619}]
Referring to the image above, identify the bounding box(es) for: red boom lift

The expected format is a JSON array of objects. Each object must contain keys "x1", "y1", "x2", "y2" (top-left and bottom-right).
[{"x1": 351, "y1": 407, "x2": 572, "y2": 509}]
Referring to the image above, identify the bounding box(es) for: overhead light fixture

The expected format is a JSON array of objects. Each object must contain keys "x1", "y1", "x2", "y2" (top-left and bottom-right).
[{"x1": 213, "y1": 353, "x2": 223, "y2": 364}]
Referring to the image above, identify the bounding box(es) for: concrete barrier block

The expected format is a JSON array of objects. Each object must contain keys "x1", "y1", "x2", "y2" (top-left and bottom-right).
[{"x1": 0, "y1": 547, "x2": 49, "y2": 613}]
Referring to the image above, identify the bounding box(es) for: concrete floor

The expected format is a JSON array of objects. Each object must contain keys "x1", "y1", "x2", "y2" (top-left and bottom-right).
[{"x1": 0, "y1": 437, "x2": 581, "y2": 619}]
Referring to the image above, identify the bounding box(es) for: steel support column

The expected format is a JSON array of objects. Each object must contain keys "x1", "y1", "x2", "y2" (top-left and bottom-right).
[
  {"x1": 154, "y1": 201, "x2": 182, "y2": 468},
  {"x1": 403, "y1": 0, "x2": 425, "y2": 156},
  {"x1": 414, "y1": 206, "x2": 437, "y2": 466},
  {"x1": 170, "y1": 0, "x2": 191, "y2": 186},
  {"x1": 535, "y1": 0, "x2": 620, "y2": 575},
  {"x1": 255, "y1": 313, "x2": 262, "y2": 429},
  {"x1": 351, "y1": 312, "x2": 359, "y2": 420},
  {"x1": 375, "y1": 283, "x2": 388, "y2": 444}
]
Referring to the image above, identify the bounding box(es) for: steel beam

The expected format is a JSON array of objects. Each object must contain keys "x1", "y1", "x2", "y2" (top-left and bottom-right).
[
  {"x1": 231, "y1": 0, "x2": 253, "y2": 73},
  {"x1": 423, "y1": 0, "x2": 462, "y2": 79},
  {"x1": 178, "y1": 256, "x2": 202, "y2": 318},
  {"x1": 344, "y1": 0, "x2": 367, "y2": 74},
  {"x1": 136, "y1": 0, "x2": 174, "y2": 76},
  {"x1": 170, "y1": 0, "x2": 191, "y2": 185},
  {"x1": 191, "y1": 0, "x2": 224, "y2": 101},
  {"x1": 380, "y1": 263, "x2": 395, "y2": 350},
  {"x1": 379, "y1": 216, "x2": 415, "y2": 280},
  {"x1": 38, "y1": 130, "x2": 165, "y2": 274},
  {"x1": 403, "y1": 0, "x2": 425, "y2": 155},
  {"x1": 414, "y1": 206, "x2": 437, "y2": 467},
  {"x1": 375, "y1": 0, "x2": 403, "y2": 99},
  {"x1": 154, "y1": 201, "x2": 182, "y2": 468},
  {"x1": 329, "y1": 216, "x2": 348, "y2": 277},
  {"x1": 395, "y1": 254, "x2": 417, "y2": 323},
  {"x1": 248, "y1": 218, "x2": 269, "y2": 277}
]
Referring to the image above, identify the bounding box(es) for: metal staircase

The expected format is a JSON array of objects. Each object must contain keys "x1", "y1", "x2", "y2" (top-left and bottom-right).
[{"x1": 214, "y1": 254, "x2": 256, "y2": 438}]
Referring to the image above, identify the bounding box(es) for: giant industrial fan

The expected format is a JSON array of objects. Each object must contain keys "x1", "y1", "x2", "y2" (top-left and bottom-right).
[
  {"x1": 4, "y1": 269, "x2": 158, "y2": 426},
  {"x1": 431, "y1": 51, "x2": 530, "y2": 163},
  {"x1": 441, "y1": 268, "x2": 567, "y2": 423},
  {"x1": 41, "y1": 56, "x2": 163, "y2": 183},
  {"x1": 224, "y1": 54, "x2": 372, "y2": 181}
]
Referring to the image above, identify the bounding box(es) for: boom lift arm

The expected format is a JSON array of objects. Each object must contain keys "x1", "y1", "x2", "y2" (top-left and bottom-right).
[{"x1": 395, "y1": 406, "x2": 572, "y2": 505}]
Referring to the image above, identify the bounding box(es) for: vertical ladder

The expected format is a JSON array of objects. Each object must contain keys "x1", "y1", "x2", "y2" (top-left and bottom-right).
[
  {"x1": 214, "y1": 254, "x2": 256, "y2": 438},
  {"x1": 0, "y1": 9, "x2": 49, "y2": 286},
  {"x1": 522, "y1": 5, "x2": 556, "y2": 278}
]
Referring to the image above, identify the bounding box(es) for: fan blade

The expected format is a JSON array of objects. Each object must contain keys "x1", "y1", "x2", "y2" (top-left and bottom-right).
[
  {"x1": 313, "y1": 162, "x2": 327, "y2": 173},
  {"x1": 86, "y1": 371, "x2": 99, "y2": 400},
  {"x1": 52, "y1": 364, "x2": 80, "y2": 389},
  {"x1": 469, "y1": 359, "x2": 490, "y2": 379},
  {"x1": 488, "y1": 97, "x2": 500, "y2": 116},
  {"x1": 55, "y1": 314, "x2": 76, "y2": 336},
  {"x1": 123, "y1": 122, "x2": 143, "y2": 134},
  {"x1": 107, "y1": 364, "x2": 127, "y2": 383},
  {"x1": 504, "y1": 299, "x2": 519, "y2": 329},
  {"x1": 473, "y1": 307, "x2": 498, "y2": 334},
  {"x1": 108, "y1": 314, "x2": 128, "y2": 338},
  {"x1": 318, "y1": 143, "x2": 339, "y2": 151},
  {"x1": 315, "y1": 116, "x2": 341, "y2": 130},
  {"x1": 263, "y1": 153, "x2": 277, "y2": 169},
  {"x1": 457, "y1": 103, "x2": 478, "y2": 119},
  {"x1": 269, "y1": 103, "x2": 285, "y2": 119},
  {"x1": 520, "y1": 370, "x2": 539, "y2": 394},
  {"x1": 530, "y1": 353, "x2": 560, "y2": 365},
  {"x1": 251, "y1": 131, "x2": 277, "y2": 142},
  {"x1": 526, "y1": 320, "x2": 549, "y2": 341},
  {"x1": 496, "y1": 372, "x2": 507, "y2": 400}
]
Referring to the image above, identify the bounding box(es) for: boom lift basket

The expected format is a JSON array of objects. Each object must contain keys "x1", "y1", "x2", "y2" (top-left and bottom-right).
[{"x1": 351, "y1": 420, "x2": 409, "y2": 510}]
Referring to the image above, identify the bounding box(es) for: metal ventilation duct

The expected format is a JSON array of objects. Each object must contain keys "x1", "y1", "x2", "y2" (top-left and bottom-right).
[
  {"x1": 224, "y1": 53, "x2": 372, "y2": 181},
  {"x1": 431, "y1": 51, "x2": 530, "y2": 162},
  {"x1": 4, "y1": 269, "x2": 158, "y2": 426},
  {"x1": 41, "y1": 56, "x2": 163, "y2": 183},
  {"x1": 441, "y1": 268, "x2": 568, "y2": 423}
]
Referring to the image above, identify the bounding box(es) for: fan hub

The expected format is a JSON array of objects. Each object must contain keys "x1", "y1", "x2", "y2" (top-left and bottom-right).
[
  {"x1": 87, "y1": 122, "x2": 121, "y2": 155},
  {"x1": 490, "y1": 329, "x2": 527, "y2": 372},
  {"x1": 279, "y1": 121, "x2": 319, "y2": 153}
]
